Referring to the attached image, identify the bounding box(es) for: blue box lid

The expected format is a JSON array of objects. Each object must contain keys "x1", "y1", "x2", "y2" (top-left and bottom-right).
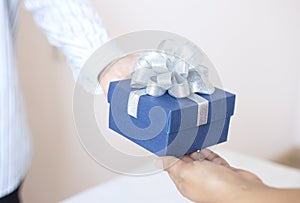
[{"x1": 108, "y1": 79, "x2": 235, "y2": 133}]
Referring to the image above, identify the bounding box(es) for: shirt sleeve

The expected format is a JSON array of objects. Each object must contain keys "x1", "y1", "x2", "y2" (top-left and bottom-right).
[{"x1": 24, "y1": 0, "x2": 110, "y2": 94}]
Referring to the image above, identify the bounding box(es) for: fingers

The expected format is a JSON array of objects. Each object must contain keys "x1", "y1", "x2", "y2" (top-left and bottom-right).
[
  {"x1": 190, "y1": 149, "x2": 230, "y2": 167},
  {"x1": 189, "y1": 151, "x2": 206, "y2": 161},
  {"x1": 180, "y1": 155, "x2": 195, "y2": 163}
]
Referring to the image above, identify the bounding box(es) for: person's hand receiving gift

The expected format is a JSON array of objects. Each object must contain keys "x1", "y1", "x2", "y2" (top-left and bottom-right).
[
  {"x1": 99, "y1": 54, "x2": 139, "y2": 95},
  {"x1": 162, "y1": 149, "x2": 266, "y2": 203}
]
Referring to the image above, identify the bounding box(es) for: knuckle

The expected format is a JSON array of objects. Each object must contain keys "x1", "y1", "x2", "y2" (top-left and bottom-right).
[{"x1": 178, "y1": 163, "x2": 193, "y2": 179}]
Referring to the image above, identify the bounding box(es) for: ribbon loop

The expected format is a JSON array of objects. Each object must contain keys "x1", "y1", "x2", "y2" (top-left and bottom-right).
[
  {"x1": 131, "y1": 51, "x2": 215, "y2": 98},
  {"x1": 169, "y1": 72, "x2": 191, "y2": 98},
  {"x1": 157, "y1": 72, "x2": 173, "y2": 89},
  {"x1": 128, "y1": 51, "x2": 214, "y2": 127},
  {"x1": 146, "y1": 76, "x2": 167, "y2": 97},
  {"x1": 173, "y1": 60, "x2": 189, "y2": 78},
  {"x1": 131, "y1": 68, "x2": 155, "y2": 88}
]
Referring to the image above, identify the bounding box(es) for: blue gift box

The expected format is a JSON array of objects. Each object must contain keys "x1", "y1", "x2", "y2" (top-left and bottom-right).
[{"x1": 108, "y1": 79, "x2": 235, "y2": 157}]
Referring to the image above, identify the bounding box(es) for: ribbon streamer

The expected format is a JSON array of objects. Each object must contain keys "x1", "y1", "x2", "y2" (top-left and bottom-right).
[{"x1": 128, "y1": 51, "x2": 214, "y2": 126}]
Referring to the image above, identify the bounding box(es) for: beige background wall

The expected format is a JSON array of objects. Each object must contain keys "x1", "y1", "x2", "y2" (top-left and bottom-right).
[{"x1": 17, "y1": 0, "x2": 300, "y2": 202}]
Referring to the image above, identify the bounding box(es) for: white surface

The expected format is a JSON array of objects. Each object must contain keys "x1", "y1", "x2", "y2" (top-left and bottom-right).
[{"x1": 61, "y1": 149, "x2": 300, "y2": 203}]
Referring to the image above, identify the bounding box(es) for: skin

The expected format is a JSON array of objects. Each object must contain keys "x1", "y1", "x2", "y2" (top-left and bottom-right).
[
  {"x1": 99, "y1": 55, "x2": 300, "y2": 203},
  {"x1": 162, "y1": 149, "x2": 300, "y2": 203},
  {"x1": 99, "y1": 54, "x2": 139, "y2": 95}
]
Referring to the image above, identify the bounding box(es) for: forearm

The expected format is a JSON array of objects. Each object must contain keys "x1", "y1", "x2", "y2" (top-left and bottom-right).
[
  {"x1": 24, "y1": 0, "x2": 109, "y2": 93},
  {"x1": 234, "y1": 186, "x2": 300, "y2": 203}
]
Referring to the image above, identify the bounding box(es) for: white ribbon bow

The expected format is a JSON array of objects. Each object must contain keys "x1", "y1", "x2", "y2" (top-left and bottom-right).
[
  {"x1": 130, "y1": 52, "x2": 215, "y2": 98},
  {"x1": 128, "y1": 51, "x2": 214, "y2": 127}
]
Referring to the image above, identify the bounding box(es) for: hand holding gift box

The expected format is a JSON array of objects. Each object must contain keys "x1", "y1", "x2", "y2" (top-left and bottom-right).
[{"x1": 108, "y1": 51, "x2": 235, "y2": 157}]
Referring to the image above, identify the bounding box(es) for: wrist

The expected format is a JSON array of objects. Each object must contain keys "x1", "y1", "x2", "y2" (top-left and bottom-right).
[{"x1": 226, "y1": 182, "x2": 270, "y2": 203}]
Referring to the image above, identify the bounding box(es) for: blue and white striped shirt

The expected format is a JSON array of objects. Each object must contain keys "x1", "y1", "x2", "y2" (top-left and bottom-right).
[{"x1": 0, "y1": 0, "x2": 108, "y2": 197}]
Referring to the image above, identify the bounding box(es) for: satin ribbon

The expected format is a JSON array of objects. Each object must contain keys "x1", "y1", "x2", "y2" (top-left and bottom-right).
[{"x1": 128, "y1": 51, "x2": 215, "y2": 126}]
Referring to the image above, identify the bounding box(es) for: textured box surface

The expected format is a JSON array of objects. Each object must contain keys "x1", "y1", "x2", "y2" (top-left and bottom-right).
[{"x1": 108, "y1": 79, "x2": 235, "y2": 156}]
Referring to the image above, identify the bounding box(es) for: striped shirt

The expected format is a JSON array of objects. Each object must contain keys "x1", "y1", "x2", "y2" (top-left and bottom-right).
[{"x1": 0, "y1": 0, "x2": 109, "y2": 197}]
